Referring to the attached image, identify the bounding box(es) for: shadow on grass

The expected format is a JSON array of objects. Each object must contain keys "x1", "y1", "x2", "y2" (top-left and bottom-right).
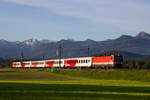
[{"x1": 0, "y1": 83, "x2": 150, "y2": 100}]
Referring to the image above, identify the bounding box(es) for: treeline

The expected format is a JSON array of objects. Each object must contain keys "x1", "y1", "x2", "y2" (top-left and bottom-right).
[
  {"x1": 123, "y1": 60, "x2": 150, "y2": 69},
  {"x1": 0, "y1": 59, "x2": 13, "y2": 68}
]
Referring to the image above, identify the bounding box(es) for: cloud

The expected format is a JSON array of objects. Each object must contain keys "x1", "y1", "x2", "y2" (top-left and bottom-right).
[{"x1": 1, "y1": 0, "x2": 150, "y2": 32}]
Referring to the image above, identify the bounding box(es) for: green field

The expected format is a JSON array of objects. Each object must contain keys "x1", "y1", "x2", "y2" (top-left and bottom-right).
[{"x1": 0, "y1": 69, "x2": 150, "y2": 100}]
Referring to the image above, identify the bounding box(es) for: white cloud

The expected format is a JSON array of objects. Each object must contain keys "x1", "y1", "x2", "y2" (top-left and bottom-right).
[{"x1": 1, "y1": 0, "x2": 150, "y2": 32}]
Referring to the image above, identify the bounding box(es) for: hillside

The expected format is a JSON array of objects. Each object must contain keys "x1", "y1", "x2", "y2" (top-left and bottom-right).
[
  {"x1": 0, "y1": 32, "x2": 150, "y2": 59},
  {"x1": 95, "y1": 50, "x2": 150, "y2": 60}
]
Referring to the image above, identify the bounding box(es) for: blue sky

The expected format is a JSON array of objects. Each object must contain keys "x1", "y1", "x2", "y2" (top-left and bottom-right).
[{"x1": 0, "y1": 0, "x2": 150, "y2": 41}]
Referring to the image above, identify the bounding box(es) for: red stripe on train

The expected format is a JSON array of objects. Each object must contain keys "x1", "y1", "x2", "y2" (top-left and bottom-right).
[
  {"x1": 21, "y1": 62, "x2": 26, "y2": 67},
  {"x1": 92, "y1": 56, "x2": 113, "y2": 63},
  {"x1": 64, "y1": 59, "x2": 78, "y2": 67},
  {"x1": 45, "y1": 61, "x2": 55, "y2": 67},
  {"x1": 31, "y1": 62, "x2": 38, "y2": 67},
  {"x1": 12, "y1": 62, "x2": 16, "y2": 68}
]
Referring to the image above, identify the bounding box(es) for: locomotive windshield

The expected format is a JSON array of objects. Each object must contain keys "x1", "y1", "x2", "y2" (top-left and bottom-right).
[{"x1": 114, "y1": 55, "x2": 123, "y2": 61}]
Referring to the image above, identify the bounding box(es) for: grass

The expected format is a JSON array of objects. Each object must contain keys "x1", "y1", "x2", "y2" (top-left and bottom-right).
[
  {"x1": 53, "y1": 69, "x2": 150, "y2": 82},
  {"x1": 0, "y1": 68, "x2": 150, "y2": 100},
  {"x1": 0, "y1": 72, "x2": 73, "y2": 81}
]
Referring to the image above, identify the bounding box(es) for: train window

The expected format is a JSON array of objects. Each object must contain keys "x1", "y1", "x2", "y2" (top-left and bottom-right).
[
  {"x1": 114, "y1": 56, "x2": 123, "y2": 61},
  {"x1": 25, "y1": 63, "x2": 30, "y2": 65},
  {"x1": 41, "y1": 62, "x2": 44, "y2": 64},
  {"x1": 86, "y1": 60, "x2": 87, "y2": 63},
  {"x1": 33, "y1": 63, "x2": 36, "y2": 64}
]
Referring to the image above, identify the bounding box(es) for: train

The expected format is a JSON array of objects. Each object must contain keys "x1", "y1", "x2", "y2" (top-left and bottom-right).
[{"x1": 12, "y1": 55, "x2": 123, "y2": 69}]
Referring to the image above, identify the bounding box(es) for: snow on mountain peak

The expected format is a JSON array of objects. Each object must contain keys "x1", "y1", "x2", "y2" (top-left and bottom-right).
[{"x1": 24, "y1": 38, "x2": 39, "y2": 46}]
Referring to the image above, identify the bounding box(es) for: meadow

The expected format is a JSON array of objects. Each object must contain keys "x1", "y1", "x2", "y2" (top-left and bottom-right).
[{"x1": 0, "y1": 68, "x2": 150, "y2": 100}]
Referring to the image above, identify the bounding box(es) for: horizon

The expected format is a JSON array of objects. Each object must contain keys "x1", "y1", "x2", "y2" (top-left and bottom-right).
[
  {"x1": 0, "y1": 0, "x2": 150, "y2": 41},
  {"x1": 0, "y1": 31, "x2": 149, "y2": 42}
]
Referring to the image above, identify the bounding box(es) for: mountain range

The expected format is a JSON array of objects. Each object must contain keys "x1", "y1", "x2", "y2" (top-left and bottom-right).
[{"x1": 1, "y1": 32, "x2": 150, "y2": 60}]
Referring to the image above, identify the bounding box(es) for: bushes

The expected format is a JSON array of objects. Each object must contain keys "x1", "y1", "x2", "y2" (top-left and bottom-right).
[
  {"x1": 53, "y1": 69, "x2": 150, "y2": 82},
  {"x1": 123, "y1": 60, "x2": 150, "y2": 69},
  {"x1": 0, "y1": 59, "x2": 13, "y2": 68}
]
